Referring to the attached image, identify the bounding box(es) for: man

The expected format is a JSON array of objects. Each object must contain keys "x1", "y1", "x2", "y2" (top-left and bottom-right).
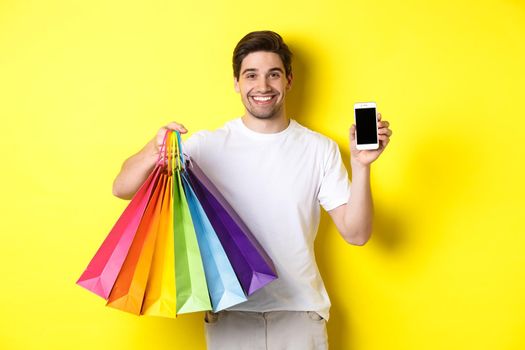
[{"x1": 112, "y1": 30, "x2": 392, "y2": 350}]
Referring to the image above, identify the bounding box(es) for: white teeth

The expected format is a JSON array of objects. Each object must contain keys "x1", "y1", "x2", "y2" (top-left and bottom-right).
[{"x1": 253, "y1": 96, "x2": 272, "y2": 101}]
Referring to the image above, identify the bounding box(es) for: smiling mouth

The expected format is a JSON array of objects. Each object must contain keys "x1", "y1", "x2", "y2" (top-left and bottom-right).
[{"x1": 251, "y1": 95, "x2": 277, "y2": 105}]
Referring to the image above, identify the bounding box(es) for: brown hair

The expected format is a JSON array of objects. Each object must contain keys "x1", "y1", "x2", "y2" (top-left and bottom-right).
[{"x1": 232, "y1": 30, "x2": 293, "y2": 80}]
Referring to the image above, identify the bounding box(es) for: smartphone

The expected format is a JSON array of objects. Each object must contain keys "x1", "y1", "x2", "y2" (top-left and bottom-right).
[{"x1": 354, "y1": 102, "x2": 379, "y2": 150}]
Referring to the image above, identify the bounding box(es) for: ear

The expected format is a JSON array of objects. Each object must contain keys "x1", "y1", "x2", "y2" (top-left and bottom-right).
[
  {"x1": 234, "y1": 77, "x2": 240, "y2": 93},
  {"x1": 286, "y1": 73, "x2": 293, "y2": 90}
]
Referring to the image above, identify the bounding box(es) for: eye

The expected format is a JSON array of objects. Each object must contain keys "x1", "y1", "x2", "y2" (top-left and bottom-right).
[
  {"x1": 270, "y1": 72, "x2": 281, "y2": 78},
  {"x1": 246, "y1": 73, "x2": 256, "y2": 79}
]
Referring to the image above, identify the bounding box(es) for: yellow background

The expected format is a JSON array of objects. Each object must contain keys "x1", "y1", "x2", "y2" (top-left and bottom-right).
[{"x1": 1, "y1": 0, "x2": 524, "y2": 349}]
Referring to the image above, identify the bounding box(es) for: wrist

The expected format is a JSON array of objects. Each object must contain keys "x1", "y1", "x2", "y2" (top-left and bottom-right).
[{"x1": 350, "y1": 159, "x2": 370, "y2": 173}]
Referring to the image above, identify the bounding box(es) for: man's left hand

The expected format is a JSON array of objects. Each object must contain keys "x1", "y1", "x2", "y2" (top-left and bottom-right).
[{"x1": 349, "y1": 112, "x2": 392, "y2": 166}]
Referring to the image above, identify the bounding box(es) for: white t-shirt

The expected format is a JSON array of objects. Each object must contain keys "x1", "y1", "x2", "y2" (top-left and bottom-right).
[{"x1": 183, "y1": 118, "x2": 351, "y2": 320}]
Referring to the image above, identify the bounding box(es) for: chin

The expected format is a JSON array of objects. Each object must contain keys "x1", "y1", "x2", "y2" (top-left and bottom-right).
[
  {"x1": 252, "y1": 113, "x2": 276, "y2": 120},
  {"x1": 247, "y1": 105, "x2": 283, "y2": 120}
]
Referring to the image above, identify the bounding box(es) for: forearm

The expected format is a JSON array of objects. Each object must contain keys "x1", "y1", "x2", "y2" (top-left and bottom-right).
[
  {"x1": 112, "y1": 139, "x2": 158, "y2": 200},
  {"x1": 342, "y1": 161, "x2": 374, "y2": 245}
]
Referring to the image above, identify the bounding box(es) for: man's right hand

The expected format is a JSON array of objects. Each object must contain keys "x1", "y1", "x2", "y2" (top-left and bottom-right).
[
  {"x1": 113, "y1": 121, "x2": 188, "y2": 200},
  {"x1": 154, "y1": 122, "x2": 188, "y2": 156}
]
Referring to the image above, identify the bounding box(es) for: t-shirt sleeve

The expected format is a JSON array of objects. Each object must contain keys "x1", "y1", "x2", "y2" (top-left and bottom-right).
[
  {"x1": 182, "y1": 131, "x2": 206, "y2": 161},
  {"x1": 318, "y1": 139, "x2": 352, "y2": 211}
]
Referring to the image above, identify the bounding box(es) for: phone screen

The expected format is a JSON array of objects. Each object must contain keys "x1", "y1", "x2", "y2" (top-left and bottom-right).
[{"x1": 355, "y1": 108, "x2": 378, "y2": 144}]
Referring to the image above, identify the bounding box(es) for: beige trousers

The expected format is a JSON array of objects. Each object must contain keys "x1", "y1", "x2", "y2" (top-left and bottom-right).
[{"x1": 204, "y1": 310, "x2": 329, "y2": 350}]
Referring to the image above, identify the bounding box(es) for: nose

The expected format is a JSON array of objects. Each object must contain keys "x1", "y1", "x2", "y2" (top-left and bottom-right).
[{"x1": 256, "y1": 77, "x2": 271, "y2": 92}]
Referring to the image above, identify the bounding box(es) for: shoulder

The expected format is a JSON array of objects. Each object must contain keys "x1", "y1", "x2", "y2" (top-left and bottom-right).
[
  {"x1": 183, "y1": 119, "x2": 237, "y2": 156},
  {"x1": 291, "y1": 120, "x2": 338, "y2": 152}
]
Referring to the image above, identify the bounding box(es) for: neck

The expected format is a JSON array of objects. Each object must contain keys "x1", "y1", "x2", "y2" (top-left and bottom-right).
[{"x1": 241, "y1": 108, "x2": 290, "y2": 134}]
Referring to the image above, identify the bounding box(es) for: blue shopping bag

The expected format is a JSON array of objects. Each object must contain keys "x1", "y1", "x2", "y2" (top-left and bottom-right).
[{"x1": 181, "y1": 172, "x2": 247, "y2": 311}]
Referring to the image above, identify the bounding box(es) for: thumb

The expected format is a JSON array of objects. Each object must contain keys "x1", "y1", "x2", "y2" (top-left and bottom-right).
[{"x1": 349, "y1": 124, "x2": 356, "y2": 142}]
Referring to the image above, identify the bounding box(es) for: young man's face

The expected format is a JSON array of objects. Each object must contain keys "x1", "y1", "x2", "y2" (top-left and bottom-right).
[{"x1": 234, "y1": 51, "x2": 292, "y2": 120}]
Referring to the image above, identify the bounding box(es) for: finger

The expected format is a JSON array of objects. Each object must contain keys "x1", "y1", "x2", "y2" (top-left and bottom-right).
[
  {"x1": 378, "y1": 120, "x2": 389, "y2": 128},
  {"x1": 378, "y1": 134, "x2": 390, "y2": 142},
  {"x1": 378, "y1": 128, "x2": 392, "y2": 136},
  {"x1": 349, "y1": 124, "x2": 356, "y2": 141},
  {"x1": 377, "y1": 112, "x2": 382, "y2": 121},
  {"x1": 165, "y1": 121, "x2": 185, "y2": 129},
  {"x1": 165, "y1": 122, "x2": 188, "y2": 133},
  {"x1": 378, "y1": 136, "x2": 389, "y2": 150},
  {"x1": 165, "y1": 126, "x2": 188, "y2": 133}
]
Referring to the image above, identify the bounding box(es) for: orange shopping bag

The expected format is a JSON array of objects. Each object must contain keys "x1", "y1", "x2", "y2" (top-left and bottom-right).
[
  {"x1": 106, "y1": 168, "x2": 166, "y2": 314},
  {"x1": 141, "y1": 172, "x2": 177, "y2": 317}
]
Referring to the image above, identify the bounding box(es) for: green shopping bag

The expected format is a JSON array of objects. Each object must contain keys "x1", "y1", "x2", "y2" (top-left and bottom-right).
[{"x1": 171, "y1": 134, "x2": 211, "y2": 314}]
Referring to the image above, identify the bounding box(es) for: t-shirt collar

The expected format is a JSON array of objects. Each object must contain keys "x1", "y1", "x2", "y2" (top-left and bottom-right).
[{"x1": 235, "y1": 117, "x2": 296, "y2": 140}]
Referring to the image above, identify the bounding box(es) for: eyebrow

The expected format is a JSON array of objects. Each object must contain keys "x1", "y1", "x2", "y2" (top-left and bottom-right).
[{"x1": 241, "y1": 67, "x2": 284, "y2": 75}]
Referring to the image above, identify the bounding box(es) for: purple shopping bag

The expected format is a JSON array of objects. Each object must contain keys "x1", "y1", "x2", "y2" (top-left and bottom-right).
[{"x1": 185, "y1": 159, "x2": 277, "y2": 295}]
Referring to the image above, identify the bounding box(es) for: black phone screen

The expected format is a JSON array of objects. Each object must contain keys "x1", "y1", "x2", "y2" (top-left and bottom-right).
[{"x1": 355, "y1": 108, "x2": 378, "y2": 144}]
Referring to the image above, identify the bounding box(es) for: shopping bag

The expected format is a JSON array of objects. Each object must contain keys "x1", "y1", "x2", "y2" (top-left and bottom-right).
[
  {"x1": 171, "y1": 133, "x2": 212, "y2": 314},
  {"x1": 78, "y1": 129, "x2": 278, "y2": 318},
  {"x1": 185, "y1": 159, "x2": 277, "y2": 296},
  {"x1": 76, "y1": 165, "x2": 161, "y2": 299},
  {"x1": 141, "y1": 173, "x2": 176, "y2": 317},
  {"x1": 106, "y1": 173, "x2": 165, "y2": 314},
  {"x1": 182, "y1": 172, "x2": 247, "y2": 312}
]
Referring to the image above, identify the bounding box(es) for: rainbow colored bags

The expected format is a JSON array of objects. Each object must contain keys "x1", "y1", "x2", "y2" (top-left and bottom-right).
[{"x1": 77, "y1": 131, "x2": 277, "y2": 317}]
